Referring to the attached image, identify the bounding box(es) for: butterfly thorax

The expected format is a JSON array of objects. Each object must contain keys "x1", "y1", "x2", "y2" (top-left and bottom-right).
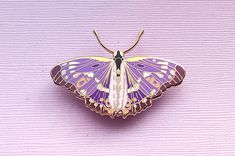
[{"x1": 113, "y1": 51, "x2": 124, "y2": 77}]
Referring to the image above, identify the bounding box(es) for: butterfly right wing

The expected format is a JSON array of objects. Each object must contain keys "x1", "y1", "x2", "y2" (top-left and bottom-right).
[
  {"x1": 124, "y1": 57, "x2": 186, "y2": 115},
  {"x1": 50, "y1": 57, "x2": 115, "y2": 117}
]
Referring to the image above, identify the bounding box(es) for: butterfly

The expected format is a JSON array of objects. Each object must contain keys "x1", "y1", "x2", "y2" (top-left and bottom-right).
[{"x1": 50, "y1": 30, "x2": 186, "y2": 119}]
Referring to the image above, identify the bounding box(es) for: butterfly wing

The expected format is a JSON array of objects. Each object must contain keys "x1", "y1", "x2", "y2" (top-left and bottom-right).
[
  {"x1": 124, "y1": 57, "x2": 186, "y2": 114},
  {"x1": 50, "y1": 57, "x2": 114, "y2": 116}
]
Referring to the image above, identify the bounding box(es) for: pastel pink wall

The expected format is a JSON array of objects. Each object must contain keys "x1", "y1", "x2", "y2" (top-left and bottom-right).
[{"x1": 1, "y1": 0, "x2": 235, "y2": 155}]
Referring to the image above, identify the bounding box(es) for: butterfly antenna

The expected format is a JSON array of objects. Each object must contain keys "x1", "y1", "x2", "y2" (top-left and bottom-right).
[
  {"x1": 122, "y1": 30, "x2": 144, "y2": 54},
  {"x1": 93, "y1": 30, "x2": 114, "y2": 54}
]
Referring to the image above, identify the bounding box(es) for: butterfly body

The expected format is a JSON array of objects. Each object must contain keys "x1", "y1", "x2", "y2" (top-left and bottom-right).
[
  {"x1": 50, "y1": 30, "x2": 186, "y2": 119},
  {"x1": 110, "y1": 51, "x2": 128, "y2": 115}
]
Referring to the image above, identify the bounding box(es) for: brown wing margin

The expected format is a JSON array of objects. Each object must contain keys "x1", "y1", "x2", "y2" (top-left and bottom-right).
[
  {"x1": 152, "y1": 65, "x2": 186, "y2": 105},
  {"x1": 50, "y1": 65, "x2": 81, "y2": 99}
]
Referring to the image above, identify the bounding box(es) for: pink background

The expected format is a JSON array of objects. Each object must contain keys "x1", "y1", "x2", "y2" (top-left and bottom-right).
[{"x1": 1, "y1": 0, "x2": 235, "y2": 155}]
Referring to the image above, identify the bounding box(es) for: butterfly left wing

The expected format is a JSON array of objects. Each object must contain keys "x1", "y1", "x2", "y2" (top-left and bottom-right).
[
  {"x1": 124, "y1": 57, "x2": 186, "y2": 115},
  {"x1": 50, "y1": 57, "x2": 114, "y2": 116}
]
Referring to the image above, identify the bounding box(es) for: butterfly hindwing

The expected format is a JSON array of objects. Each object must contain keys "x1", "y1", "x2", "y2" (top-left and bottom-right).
[{"x1": 125, "y1": 57, "x2": 185, "y2": 113}]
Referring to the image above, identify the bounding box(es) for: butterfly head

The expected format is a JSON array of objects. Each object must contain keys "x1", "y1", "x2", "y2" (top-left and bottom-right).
[{"x1": 114, "y1": 50, "x2": 124, "y2": 58}]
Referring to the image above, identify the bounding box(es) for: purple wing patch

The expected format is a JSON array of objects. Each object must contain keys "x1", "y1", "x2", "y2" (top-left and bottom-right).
[
  {"x1": 125, "y1": 57, "x2": 186, "y2": 114},
  {"x1": 50, "y1": 57, "x2": 113, "y2": 116}
]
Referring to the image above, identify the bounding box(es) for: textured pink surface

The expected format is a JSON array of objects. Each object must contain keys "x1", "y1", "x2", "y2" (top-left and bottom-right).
[{"x1": 1, "y1": 0, "x2": 235, "y2": 155}]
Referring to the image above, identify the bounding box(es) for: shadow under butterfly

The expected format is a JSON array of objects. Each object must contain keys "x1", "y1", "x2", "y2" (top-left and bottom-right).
[{"x1": 50, "y1": 30, "x2": 186, "y2": 119}]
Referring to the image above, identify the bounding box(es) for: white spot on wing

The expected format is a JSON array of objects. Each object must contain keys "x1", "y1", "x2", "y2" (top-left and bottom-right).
[
  {"x1": 150, "y1": 89, "x2": 156, "y2": 95},
  {"x1": 70, "y1": 70, "x2": 76, "y2": 74},
  {"x1": 142, "y1": 98, "x2": 147, "y2": 103},
  {"x1": 143, "y1": 72, "x2": 151, "y2": 78},
  {"x1": 156, "y1": 72, "x2": 164, "y2": 78},
  {"x1": 170, "y1": 69, "x2": 176, "y2": 75},
  {"x1": 161, "y1": 70, "x2": 167, "y2": 74},
  {"x1": 69, "y1": 61, "x2": 80, "y2": 65},
  {"x1": 61, "y1": 70, "x2": 66, "y2": 75},
  {"x1": 80, "y1": 89, "x2": 87, "y2": 95},
  {"x1": 161, "y1": 65, "x2": 168, "y2": 69},
  {"x1": 89, "y1": 98, "x2": 94, "y2": 103},
  {"x1": 97, "y1": 83, "x2": 102, "y2": 90},
  {"x1": 157, "y1": 61, "x2": 169, "y2": 65},
  {"x1": 97, "y1": 83, "x2": 109, "y2": 93},
  {"x1": 69, "y1": 66, "x2": 77, "y2": 69},
  {"x1": 84, "y1": 72, "x2": 94, "y2": 78},
  {"x1": 87, "y1": 72, "x2": 94, "y2": 78},
  {"x1": 73, "y1": 73, "x2": 80, "y2": 78},
  {"x1": 95, "y1": 78, "x2": 100, "y2": 83}
]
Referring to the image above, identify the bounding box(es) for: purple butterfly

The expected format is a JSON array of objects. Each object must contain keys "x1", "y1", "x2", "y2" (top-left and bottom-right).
[{"x1": 51, "y1": 30, "x2": 186, "y2": 119}]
